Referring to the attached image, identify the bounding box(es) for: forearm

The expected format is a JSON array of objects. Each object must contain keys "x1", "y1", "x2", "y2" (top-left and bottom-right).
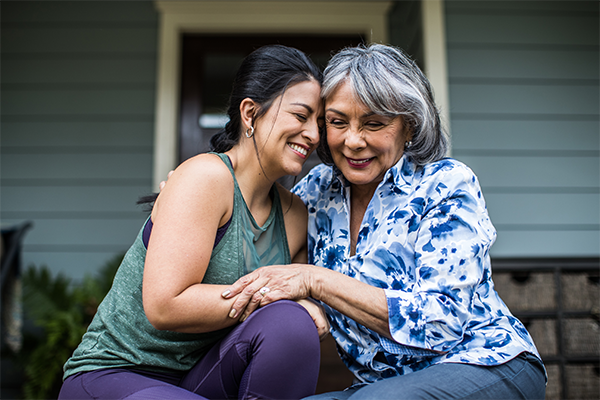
[
  {"x1": 308, "y1": 265, "x2": 391, "y2": 338},
  {"x1": 145, "y1": 284, "x2": 240, "y2": 333}
]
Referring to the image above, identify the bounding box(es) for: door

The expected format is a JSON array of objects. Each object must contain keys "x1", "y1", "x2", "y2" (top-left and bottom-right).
[{"x1": 178, "y1": 34, "x2": 364, "y2": 184}]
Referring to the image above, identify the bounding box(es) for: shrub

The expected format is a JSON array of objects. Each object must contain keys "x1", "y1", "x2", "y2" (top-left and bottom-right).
[{"x1": 19, "y1": 254, "x2": 122, "y2": 399}]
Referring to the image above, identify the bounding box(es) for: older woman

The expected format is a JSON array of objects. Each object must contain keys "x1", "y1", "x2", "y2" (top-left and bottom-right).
[{"x1": 223, "y1": 44, "x2": 546, "y2": 399}]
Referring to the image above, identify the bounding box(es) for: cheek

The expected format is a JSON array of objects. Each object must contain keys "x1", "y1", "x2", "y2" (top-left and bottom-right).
[{"x1": 326, "y1": 130, "x2": 343, "y2": 152}]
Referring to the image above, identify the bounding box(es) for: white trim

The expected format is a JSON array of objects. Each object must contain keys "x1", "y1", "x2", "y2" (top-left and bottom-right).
[
  {"x1": 152, "y1": 1, "x2": 392, "y2": 190},
  {"x1": 422, "y1": 0, "x2": 451, "y2": 155}
]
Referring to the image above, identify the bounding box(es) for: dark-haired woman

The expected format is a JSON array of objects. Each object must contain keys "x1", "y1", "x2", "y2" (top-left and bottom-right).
[{"x1": 58, "y1": 45, "x2": 326, "y2": 400}]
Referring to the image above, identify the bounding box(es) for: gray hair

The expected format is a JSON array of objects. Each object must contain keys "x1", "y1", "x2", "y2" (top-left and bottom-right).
[{"x1": 318, "y1": 43, "x2": 448, "y2": 166}]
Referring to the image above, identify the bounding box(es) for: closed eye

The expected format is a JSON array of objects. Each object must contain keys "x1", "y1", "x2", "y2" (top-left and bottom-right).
[{"x1": 326, "y1": 118, "x2": 346, "y2": 127}]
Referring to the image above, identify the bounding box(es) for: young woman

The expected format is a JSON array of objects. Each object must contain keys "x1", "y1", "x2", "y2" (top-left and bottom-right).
[{"x1": 58, "y1": 45, "x2": 328, "y2": 400}]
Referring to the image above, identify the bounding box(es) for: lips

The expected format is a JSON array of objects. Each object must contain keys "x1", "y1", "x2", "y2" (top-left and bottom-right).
[
  {"x1": 347, "y1": 157, "x2": 373, "y2": 167},
  {"x1": 288, "y1": 143, "x2": 309, "y2": 158}
]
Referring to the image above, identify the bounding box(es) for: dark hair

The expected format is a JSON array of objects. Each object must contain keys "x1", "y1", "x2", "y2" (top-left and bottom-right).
[
  {"x1": 210, "y1": 44, "x2": 323, "y2": 152},
  {"x1": 138, "y1": 45, "x2": 322, "y2": 210},
  {"x1": 317, "y1": 44, "x2": 448, "y2": 167}
]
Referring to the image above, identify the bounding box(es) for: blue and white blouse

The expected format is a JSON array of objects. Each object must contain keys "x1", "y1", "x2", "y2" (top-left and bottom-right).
[{"x1": 292, "y1": 156, "x2": 542, "y2": 384}]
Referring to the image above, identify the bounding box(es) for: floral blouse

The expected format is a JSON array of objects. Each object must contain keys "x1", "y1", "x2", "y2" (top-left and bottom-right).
[{"x1": 292, "y1": 156, "x2": 542, "y2": 384}]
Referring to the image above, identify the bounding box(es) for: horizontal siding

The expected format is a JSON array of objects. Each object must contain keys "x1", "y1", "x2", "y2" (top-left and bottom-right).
[
  {"x1": 457, "y1": 155, "x2": 598, "y2": 189},
  {"x1": 2, "y1": 153, "x2": 152, "y2": 179},
  {"x1": 3, "y1": 59, "x2": 157, "y2": 85},
  {"x1": 448, "y1": 49, "x2": 599, "y2": 80},
  {"x1": 16, "y1": 252, "x2": 129, "y2": 283},
  {"x1": 445, "y1": 0, "x2": 599, "y2": 257},
  {"x1": 491, "y1": 231, "x2": 600, "y2": 257},
  {"x1": 2, "y1": 186, "x2": 152, "y2": 213},
  {"x1": 484, "y1": 193, "x2": 599, "y2": 226},
  {"x1": 1, "y1": 1, "x2": 158, "y2": 280},
  {"x1": 451, "y1": 120, "x2": 599, "y2": 151}
]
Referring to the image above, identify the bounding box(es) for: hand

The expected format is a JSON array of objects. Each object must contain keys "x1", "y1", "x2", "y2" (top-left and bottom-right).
[
  {"x1": 222, "y1": 264, "x2": 313, "y2": 322},
  {"x1": 296, "y1": 298, "x2": 330, "y2": 341},
  {"x1": 159, "y1": 170, "x2": 174, "y2": 192}
]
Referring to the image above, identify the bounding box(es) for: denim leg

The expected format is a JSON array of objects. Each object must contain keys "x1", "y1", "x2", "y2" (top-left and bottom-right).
[
  {"x1": 303, "y1": 388, "x2": 358, "y2": 400},
  {"x1": 347, "y1": 353, "x2": 546, "y2": 400}
]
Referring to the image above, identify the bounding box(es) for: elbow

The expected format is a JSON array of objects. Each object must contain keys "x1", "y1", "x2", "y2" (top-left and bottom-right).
[{"x1": 143, "y1": 299, "x2": 174, "y2": 331}]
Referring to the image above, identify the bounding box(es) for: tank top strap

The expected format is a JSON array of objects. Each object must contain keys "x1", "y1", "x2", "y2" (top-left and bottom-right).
[{"x1": 209, "y1": 152, "x2": 291, "y2": 270}]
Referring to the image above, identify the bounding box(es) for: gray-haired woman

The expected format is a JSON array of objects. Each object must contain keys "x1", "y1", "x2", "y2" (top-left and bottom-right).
[{"x1": 224, "y1": 44, "x2": 547, "y2": 399}]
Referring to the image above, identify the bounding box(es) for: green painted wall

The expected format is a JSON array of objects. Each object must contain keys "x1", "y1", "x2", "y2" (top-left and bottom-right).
[
  {"x1": 1, "y1": 1, "x2": 158, "y2": 280},
  {"x1": 444, "y1": 0, "x2": 599, "y2": 257}
]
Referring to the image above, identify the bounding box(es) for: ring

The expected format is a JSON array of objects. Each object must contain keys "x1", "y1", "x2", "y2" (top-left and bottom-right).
[{"x1": 259, "y1": 287, "x2": 270, "y2": 296}]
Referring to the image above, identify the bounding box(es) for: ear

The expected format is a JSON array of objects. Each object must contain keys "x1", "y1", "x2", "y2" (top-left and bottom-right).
[{"x1": 239, "y1": 98, "x2": 257, "y2": 130}]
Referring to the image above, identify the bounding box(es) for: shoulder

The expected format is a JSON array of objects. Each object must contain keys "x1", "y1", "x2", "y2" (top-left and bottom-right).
[
  {"x1": 153, "y1": 153, "x2": 234, "y2": 217},
  {"x1": 177, "y1": 153, "x2": 233, "y2": 184},
  {"x1": 292, "y1": 163, "x2": 335, "y2": 202},
  {"x1": 421, "y1": 158, "x2": 475, "y2": 180},
  {"x1": 416, "y1": 158, "x2": 482, "y2": 193}
]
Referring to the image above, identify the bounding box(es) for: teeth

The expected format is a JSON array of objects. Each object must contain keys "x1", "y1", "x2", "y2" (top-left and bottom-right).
[
  {"x1": 351, "y1": 158, "x2": 370, "y2": 164},
  {"x1": 288, "y1": 143, "x2": 308, "y2": 156}
]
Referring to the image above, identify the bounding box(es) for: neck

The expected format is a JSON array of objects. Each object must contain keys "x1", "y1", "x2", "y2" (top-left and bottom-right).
[
  {"x1": 350, "y1": 181, "x2": 378, "y2": 207},
  {"x1": 225, "y1": 145, "x2": 277, "y2": 211}
]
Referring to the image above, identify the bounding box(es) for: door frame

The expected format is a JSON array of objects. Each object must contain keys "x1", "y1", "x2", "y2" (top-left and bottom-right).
[{"x1": 152, "y1": 0, "x2": 449, "y2": 189}]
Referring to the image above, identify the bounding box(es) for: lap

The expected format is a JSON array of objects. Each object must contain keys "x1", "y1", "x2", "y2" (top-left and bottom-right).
[
  {"x1": 59, "y1": 368, "x2": 206, "y2": 400},
  {"x1": 60, "y1": 301, "x2": 318, "y2": 400},
  {"x1": 305, "y1": 353, "x2": 546, "y2": 400}
]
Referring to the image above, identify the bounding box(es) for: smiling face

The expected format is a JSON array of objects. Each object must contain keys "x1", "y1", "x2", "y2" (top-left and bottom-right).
[
  {"x1": 254, "y1": 79, "x2": 324, "y2": 177},
  {"x1": 325, "y1": 80, "x2": 411, "y2": 194}
]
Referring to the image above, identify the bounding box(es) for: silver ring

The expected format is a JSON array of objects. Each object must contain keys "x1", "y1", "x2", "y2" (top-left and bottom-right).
[{"x1": 258, "y1": 287, "x2": 270, "y2": 296}]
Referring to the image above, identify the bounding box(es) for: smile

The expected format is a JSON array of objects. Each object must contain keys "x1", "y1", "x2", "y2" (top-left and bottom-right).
[
  {"x1": 347, "y1": 157, "x2": 373, "y2": 167},
  {"x1": 288, "y1": 143, "x2": 309, "y2": 157}
]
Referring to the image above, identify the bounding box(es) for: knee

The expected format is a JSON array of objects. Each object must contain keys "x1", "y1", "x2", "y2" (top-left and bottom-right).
[{"x1": 249, "y1": 300, "x2": 319, "y2": 343}]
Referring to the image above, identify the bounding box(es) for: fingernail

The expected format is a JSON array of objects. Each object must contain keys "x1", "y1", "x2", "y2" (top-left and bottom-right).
[
  {"x1": 222, "y1": 290, "x2": 231, "y2": 298},
  {"x1": 229, "y1": 309, "x2": 237, "y2": 319},
  {"x1": 240, "y1": 315, "x2": 247, "y2": 323}
]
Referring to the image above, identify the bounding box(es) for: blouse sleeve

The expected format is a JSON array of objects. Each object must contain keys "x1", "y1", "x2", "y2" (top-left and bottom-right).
[{"x1": 384, "y1": 163, "x2": 496, "y2": 353}]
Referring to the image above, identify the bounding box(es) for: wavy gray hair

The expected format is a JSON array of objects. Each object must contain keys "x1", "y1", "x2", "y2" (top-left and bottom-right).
[{"x1": 317, "y1": 43, "x2": 448, "y2": 166}]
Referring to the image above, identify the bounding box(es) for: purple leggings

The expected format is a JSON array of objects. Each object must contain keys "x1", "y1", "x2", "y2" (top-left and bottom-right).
[{"x1": 59, "y1": 300, "x2": 320, "y2": 400}]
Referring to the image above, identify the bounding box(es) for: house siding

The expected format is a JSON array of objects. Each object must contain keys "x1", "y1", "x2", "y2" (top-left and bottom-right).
[
  {"x1": 445, "y1": 0, "x2": 599, "y2": 257},
  {"x1": 1, "y1": 1, "x2": 158, "y2": 280},
  {"x1": 2, "y1": 0, "x2": 598, "y2": 284}
]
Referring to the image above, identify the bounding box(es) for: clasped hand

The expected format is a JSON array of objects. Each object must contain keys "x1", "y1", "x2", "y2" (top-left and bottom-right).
[{"x1": 221, "y1": 264, "x2": 329, "y2": 340}]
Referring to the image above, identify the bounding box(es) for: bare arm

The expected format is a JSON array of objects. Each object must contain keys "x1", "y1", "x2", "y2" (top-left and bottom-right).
[{"x1": 143, "y1": 154, "x2": 241, "y2": 333}]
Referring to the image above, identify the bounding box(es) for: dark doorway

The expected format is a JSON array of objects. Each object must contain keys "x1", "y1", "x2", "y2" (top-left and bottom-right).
[{"x1": 178, "y1": 34, "x2": 364, "y2": 182}]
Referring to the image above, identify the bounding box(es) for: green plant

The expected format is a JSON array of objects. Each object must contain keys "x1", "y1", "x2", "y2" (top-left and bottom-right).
[{"x1": 20, "y1": 254, "x2": 122, "y2": 399}]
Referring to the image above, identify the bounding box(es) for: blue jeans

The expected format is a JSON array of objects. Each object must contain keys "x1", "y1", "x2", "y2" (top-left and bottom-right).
[{"x1": 305, "y1": 352, "x2": 546, "y2": 400}]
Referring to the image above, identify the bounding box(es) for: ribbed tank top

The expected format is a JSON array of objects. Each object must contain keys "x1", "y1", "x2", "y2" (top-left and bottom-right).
[{"x1": 63, "y1": 153, "x2": 291, "y2": 378}]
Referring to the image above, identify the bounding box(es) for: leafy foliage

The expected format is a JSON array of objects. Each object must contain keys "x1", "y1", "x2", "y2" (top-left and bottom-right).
[{"x1": 19, "y1": 254, "x2": 122, "y2": 399}]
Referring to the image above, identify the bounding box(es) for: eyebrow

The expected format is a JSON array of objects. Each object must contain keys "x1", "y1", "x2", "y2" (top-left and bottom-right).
[
  {"x1": 326, "y1": 107, "x2": 376, "y2": 119},
  {"x1": 291, "y1": 103, "x2": 314, "y2": 113}
]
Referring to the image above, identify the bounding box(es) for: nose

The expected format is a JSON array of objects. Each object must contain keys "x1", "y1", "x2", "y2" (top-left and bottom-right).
[
  {"x1": 303, "y1": 118, "x2": 321, "y2": 145},
  {"x1": 344, "y1": 126, "x2": 366, "y2": 150}
]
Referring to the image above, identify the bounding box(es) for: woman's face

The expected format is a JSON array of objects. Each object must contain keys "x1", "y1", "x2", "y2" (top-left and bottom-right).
[
  {"x1": 254, "y1": 79, "x2": 323, "y2": 177},
  {"x1": 325, "y1": 80, "x2": 410, "y2": 192}
]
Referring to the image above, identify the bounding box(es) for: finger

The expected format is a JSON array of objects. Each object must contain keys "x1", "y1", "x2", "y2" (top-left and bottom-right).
[
  {"x1": 228, "y1": 281, "x2": 268, "y2": 319},
  {"x1": 239, "y1": 291, "x2": 264, "y2": 322},
  {"x1": 222, "y1": 274, "x2": 259, "y2": 299}
]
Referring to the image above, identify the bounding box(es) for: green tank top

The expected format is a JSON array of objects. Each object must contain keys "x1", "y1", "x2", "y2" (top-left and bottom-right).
[{"x1": 63, "y1": 153, "x2": 291, "y2": 379}]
